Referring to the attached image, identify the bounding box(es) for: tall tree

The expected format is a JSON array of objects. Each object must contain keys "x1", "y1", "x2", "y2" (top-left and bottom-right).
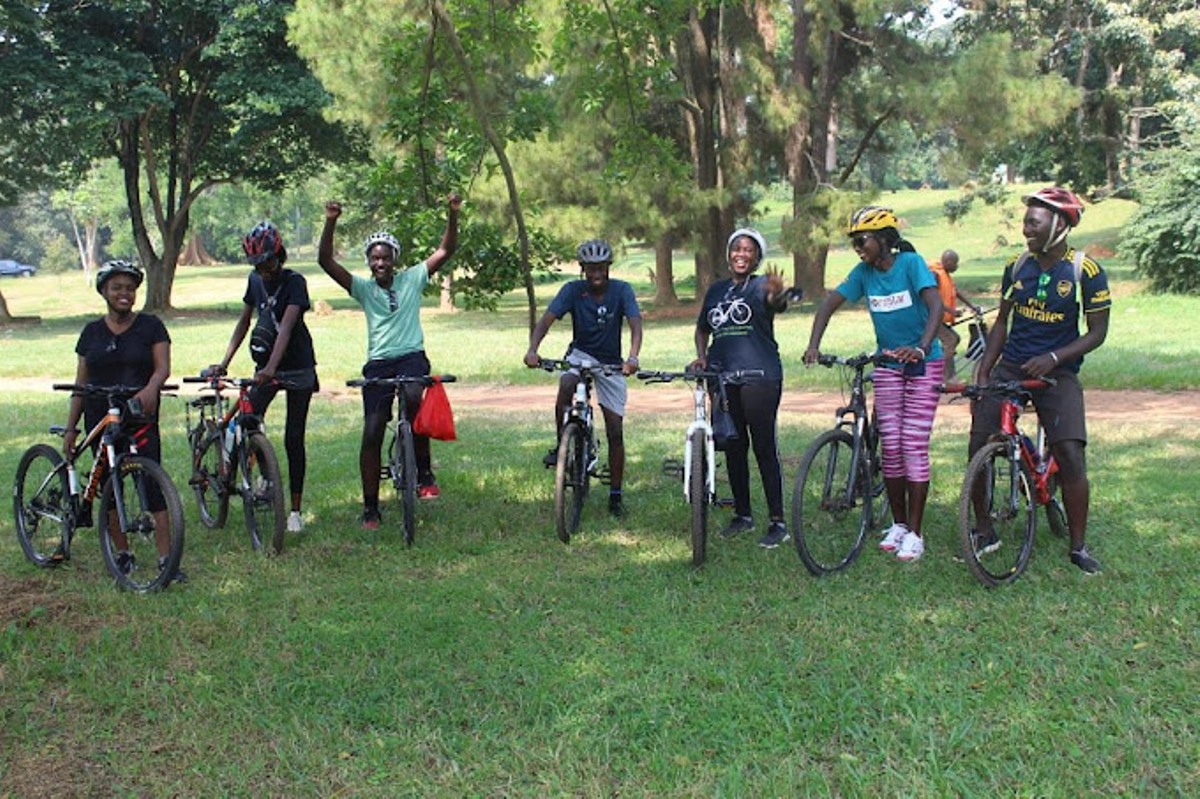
[{"x1": 0, "y1": 0, "x2": 356, "y2": 311}]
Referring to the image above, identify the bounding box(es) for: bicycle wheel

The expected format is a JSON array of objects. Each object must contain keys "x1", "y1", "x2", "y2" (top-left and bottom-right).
[
  {"x1": 190, "y1": 424, "x2": 228, "y2": 529},
  {"x1": 688, "y1": 429, "x2": 709, "y2": 568},
  {"x1": 958, "y1": 441, "x2": 1036, "y2": 587},
  {"x1": 1044, "y1": 472, "x2": 1068, "y2": 538},
  {"x1": 98, "y1": 456, "x2": 185, "y2": 593},
  {"x1": 397, "y1": 420, "x2": 417, "y2": 547},
  {"x1": 555, "y1": 420, "x2": 589, "y2": 543},
  {"x1": 791, "y1": 430, "x2": 871, "y2": 575},
  {"x1": 14, "y1": 444, "x2": 72, "y2": 568},
  {"x1": 241, "y1": 432, "x2": 286, "y2": 554}
]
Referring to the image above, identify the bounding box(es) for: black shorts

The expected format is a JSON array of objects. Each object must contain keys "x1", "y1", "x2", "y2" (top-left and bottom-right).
[
  {"x1": 970, "y1": 359, "x2": 1088, "y2": 445},
  {"x1": 361, "y1": 351, "x2": 430, "y2": 421}
]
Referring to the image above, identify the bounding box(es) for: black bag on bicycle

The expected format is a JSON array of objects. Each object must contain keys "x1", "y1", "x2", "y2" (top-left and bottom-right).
[{"x1": 711, "y1": 386, "x2": 739, "y2": 451}]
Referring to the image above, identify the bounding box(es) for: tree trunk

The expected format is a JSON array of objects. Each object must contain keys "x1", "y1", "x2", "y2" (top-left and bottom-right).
[
  {"x1": 0, "y1": 290, "x2": 11, "y2": 322},
  {"x1": 180, "y1": 234, "x2": 218, "y2": 266},
  {"x1": 653, "y1": 233, "x2": 679, "y2": 306},
  {"x1": 431, "y1": 0, "x2": 537, "y2": 330},
  {"x1": 439, "y1": 272, "x2": 454, "y2": 312}
]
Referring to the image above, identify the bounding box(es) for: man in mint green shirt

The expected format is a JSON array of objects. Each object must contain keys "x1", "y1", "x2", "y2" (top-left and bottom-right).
[{"x1": 318, "y1": 195, "x2": 461, "y2": 529}]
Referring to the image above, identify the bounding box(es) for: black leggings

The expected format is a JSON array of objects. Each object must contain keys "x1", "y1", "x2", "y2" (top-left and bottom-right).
[
  {"x1": 250, "y1": 384, "x2": 314, "y2": 498},
  {"x1": 723, "y1": 381, "x2": 784, "y2": 521}
]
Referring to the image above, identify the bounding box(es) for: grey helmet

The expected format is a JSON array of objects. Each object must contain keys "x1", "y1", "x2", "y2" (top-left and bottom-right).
[{"x1": 577, "y1": 239, "x2": 613, "y2": 264}]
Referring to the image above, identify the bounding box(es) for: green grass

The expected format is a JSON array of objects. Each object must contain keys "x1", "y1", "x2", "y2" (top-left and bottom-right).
[{"x1": 1, "y1": 186, "x2": 1198, "y2": 795}]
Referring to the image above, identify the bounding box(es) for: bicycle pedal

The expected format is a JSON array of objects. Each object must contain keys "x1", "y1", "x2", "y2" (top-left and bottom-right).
[
  {"x1": 661, "y1": 458, "x2": 684, "y2": 479},
  {"x1": 714, "y1": 497, "x2": 735, "y2": 509},
  {"x1": 380, "y1": 467, "x2": 392, "y2": 479}
]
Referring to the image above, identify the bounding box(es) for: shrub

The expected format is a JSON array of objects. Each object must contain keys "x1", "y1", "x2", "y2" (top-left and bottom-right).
[{"x1": 1123, "y1": 136, "x2": 1200, "y2": 294}]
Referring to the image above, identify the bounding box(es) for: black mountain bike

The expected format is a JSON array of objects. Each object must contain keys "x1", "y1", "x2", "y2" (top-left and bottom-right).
[
  {"x1": 791, "y1": 354, "x2": 891, "y2": 576},
  {"x1": 347, "y1": 374, "x2": 456, "y2": 546},
  {"x1": 13, "y1": 383, "x2": 185, "y2": 592},
  {"x1": 183, "y1": 375, "x2": 288, "y2": 554}
]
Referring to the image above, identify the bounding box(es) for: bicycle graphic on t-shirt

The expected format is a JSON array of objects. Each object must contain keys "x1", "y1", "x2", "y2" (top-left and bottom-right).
[{"x1": 708, "y1": 296, "x2": 753, "y2": 329}]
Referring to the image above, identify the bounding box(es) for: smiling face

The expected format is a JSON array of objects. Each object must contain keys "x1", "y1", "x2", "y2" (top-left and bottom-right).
[
  {"x1": 728, "y1": 235, "x2": 760, "y2": 278},
  {"x1": 581, "y1": 261, "x2": 611, "y2": 293},
  {"x1": 101, "y1": 274, "x2": 139, "y2": 316},
  {"x1": 1022, "y1": 204, "x2": 1058, "y2": 253},
  {"x1": 851, "y1": 232, "x2": 887, "y2": 267},
  {"x1": 367, "y1": 243, "x2": 397, "y2": 287}
]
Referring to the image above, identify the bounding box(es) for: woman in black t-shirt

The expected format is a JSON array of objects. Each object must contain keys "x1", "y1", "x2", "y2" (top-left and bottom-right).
[
  {"x1": 63, "y1": 259, "x2": 181, "y2": 579},
  {"x1": 209, "y1": 222, "x2": 318, "y2": 534},
  {"x1": 692, "y1": 228, "x2": 793, "y2": 550}
]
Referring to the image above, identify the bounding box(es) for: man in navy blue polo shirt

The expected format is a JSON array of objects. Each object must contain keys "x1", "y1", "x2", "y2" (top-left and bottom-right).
[{"x1": 524, "y1": 239, "x2": 643, "y2": 517}]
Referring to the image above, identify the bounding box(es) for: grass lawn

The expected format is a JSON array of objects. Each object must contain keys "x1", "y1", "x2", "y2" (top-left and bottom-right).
[{"x1": 1, "y1": 187, "x2": 1197, "y2": 796}]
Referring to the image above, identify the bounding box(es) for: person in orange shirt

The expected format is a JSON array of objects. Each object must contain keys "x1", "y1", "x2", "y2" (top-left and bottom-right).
[{"x1": 928, "y1": 249, "x2": 981, "y2": 378}]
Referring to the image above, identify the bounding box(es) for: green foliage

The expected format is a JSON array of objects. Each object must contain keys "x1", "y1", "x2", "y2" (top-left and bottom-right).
[{"x1": 1123, "y1": 135, "x2": 1200, "y2": 294}]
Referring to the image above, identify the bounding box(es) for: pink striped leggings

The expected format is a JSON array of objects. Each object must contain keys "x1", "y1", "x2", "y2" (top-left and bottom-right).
[{"x1": 873, "y1": 359, "x2": 944, "y2": 482}]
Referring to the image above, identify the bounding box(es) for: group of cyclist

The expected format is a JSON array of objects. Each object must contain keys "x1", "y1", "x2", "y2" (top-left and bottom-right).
[
  {"x1": 57, "y1": 185, "x2": 1107, "y2": 580},
  {"x1": 526, "y1": 187, "x2": 1108, "y2": 573}
]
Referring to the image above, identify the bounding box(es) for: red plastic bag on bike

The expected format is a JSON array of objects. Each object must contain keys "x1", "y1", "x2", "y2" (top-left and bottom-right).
[{"x1": 413, "y1": 378, "x2": 456, "y2": 441}]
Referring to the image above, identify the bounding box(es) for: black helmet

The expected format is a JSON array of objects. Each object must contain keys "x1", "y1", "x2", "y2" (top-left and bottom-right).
[
  {"x1": 95, "y1": 260, "x2": 144, "y2": 294},
  {"x1": 577, "y1": 239, "x2": 613, "y2": 264}
]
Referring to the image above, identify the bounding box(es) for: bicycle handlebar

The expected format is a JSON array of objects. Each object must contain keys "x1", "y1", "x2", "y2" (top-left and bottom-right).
[
  {"x1": 636, "y1": 368, "x2": 765, "y2": 384},
  {"x1": 814, "y1": 352, "x2": 888, "y2": 370},
  {"x1": 940, "y1": 377, "x2": 1056, "y2": 399},
  {"x1": 53, "y1": 383, "x2": 179, "y2": 395},
  {"x1": 346, "y1": 374, "x2": 458, "y2": 389},
  {"x1": 537, "y1": 358, "x2": 621, "y2": 376}
]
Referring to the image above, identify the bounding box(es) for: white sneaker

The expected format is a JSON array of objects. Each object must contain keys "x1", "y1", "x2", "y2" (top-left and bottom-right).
[
  {"x1": 879, "y1": 523, "x2": 908, "y2": 552},
  {"x1": 287, "y1": 511, "x2": 304, "y2": 533},
  {"x1": 896, "y1": 531, "x2": 925, "y2": 562}
]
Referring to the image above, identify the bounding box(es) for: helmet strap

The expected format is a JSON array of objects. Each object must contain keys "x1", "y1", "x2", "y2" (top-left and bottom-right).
[{"x1": 1041, "y1": 216, "x2": 1069, "y2": 253}]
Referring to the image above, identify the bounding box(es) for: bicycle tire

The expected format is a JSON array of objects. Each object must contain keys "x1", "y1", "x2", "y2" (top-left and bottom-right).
[
  {"x1": 97, "y1": 456, "x2": 185, "y2": 593},
  {"x1": 241, "y1": 432, "x2": 286, "y2": 554},
  {"x1": 958, "y1": 441, "x2": 1036, "y2": 587},
  {"x1": 14, "y1": 444, "x2": 72, "y2": 568},
  {"x1": 398, "y1": 420, "x2": 417, "y2": 547},
  {"x1": 1044, "y1": 473, "x2": 1068, "y2": 538},
  {"x1": 791, "y1": 429, "x2": 871, "y2": 576},
  {"x1": 190, "y1": 423, "x2": 228, "y2": 529},
  {"x1": 688, "y1": 429, "x2": 709, "y2": 568},
  {"x1": 555, "y1": 420, "x2": 588, "y2": 543}
]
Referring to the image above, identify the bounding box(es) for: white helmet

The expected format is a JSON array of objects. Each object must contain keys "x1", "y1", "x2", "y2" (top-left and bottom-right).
[
  {"x1": 726, "y1": 228, "x2": 767, "y2": 267},
  {"x1": 363, "y1": 231, "x2": 401, "y2": 262}
]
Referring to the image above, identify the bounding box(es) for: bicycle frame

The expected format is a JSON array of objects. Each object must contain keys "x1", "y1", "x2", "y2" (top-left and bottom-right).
[
  {"x1": 823, "y1": 354, "x2": 883, "y2": 509},
  {"x1": 996, "y1": 387, "x2": 1060, "y2": 506},
  {"x1": 682, "y1": 377, "x2": 716, "y2": 504}
]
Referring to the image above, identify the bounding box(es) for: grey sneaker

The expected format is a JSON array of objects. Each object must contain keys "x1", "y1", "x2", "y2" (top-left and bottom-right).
[
  {"x1": 1070, "y1": 547, "x2": 1101, "y2": 574},
  {"x1": 758, "y1": 522, "x2": 790, "y2": 549},
  {"x1": 720, "y1": 515, "x2": 754, "y2": 539},
  {"x1": 973, "y1": 528, "x2": 1001, "y2": 555}
]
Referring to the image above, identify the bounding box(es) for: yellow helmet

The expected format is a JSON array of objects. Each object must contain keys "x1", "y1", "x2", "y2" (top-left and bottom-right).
[{"x1": 847, "y1": 206, "x2": 899, "y2": 236}]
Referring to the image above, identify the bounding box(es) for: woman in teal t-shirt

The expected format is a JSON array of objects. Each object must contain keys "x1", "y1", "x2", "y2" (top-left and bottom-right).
[{"x1": 803, "y1": 206, "x2": 944, "y2": 563}]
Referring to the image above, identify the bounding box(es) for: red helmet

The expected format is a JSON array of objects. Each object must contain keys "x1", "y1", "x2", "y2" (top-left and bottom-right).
[
  {"x1": 1022, "y1": 187, "x2": 1084, "y2": 228},
  {"x1": 243, "y1": 222, "x2": 284, "y2": 266}
]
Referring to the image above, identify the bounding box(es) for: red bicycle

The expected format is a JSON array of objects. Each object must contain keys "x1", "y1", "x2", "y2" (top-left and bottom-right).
[{"x1": 945, "y1": 379, "x2": 1068, "y2": 587}]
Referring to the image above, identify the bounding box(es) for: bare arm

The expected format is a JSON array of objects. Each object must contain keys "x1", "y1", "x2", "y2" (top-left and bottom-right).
[
  {"x1": 803, "y1": 290, "x2": 846, "y2": 365},
  {"x1": 1022, "y1": 307, "x2": 1110, "y2": 378},
  {"x1": 523, "y1": 311, "x2": 557, "y2": 367},
  {"x1": 318, "y1": 202, "x2": 353, "y2": 293},
  {"x1": 425, "y1": 194, "x2": 462, "y2": 277},
  {"x1": 623, "y1": 315, "x2": 644, "y2": 376},
  {"x1": 210, "y1": 304, "x2": 254, "y2": 375},
  {"x1": 975, "y1": 298, "x2": 1013, "y2": 384},
  {"x1": 63, "y1": 355, "x2": 88, "y2": 458},
  {"x1": 132, "y1": 340, "x2": 170, "y2": 416}
]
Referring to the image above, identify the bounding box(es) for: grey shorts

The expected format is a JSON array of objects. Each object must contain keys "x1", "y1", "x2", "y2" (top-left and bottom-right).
[
  {"x1": 566, "y1": 348, "x2": 627, "y2": 417},
  {"x1": 970, "y1": 359, "x2": 1087, "y2": 445}
]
